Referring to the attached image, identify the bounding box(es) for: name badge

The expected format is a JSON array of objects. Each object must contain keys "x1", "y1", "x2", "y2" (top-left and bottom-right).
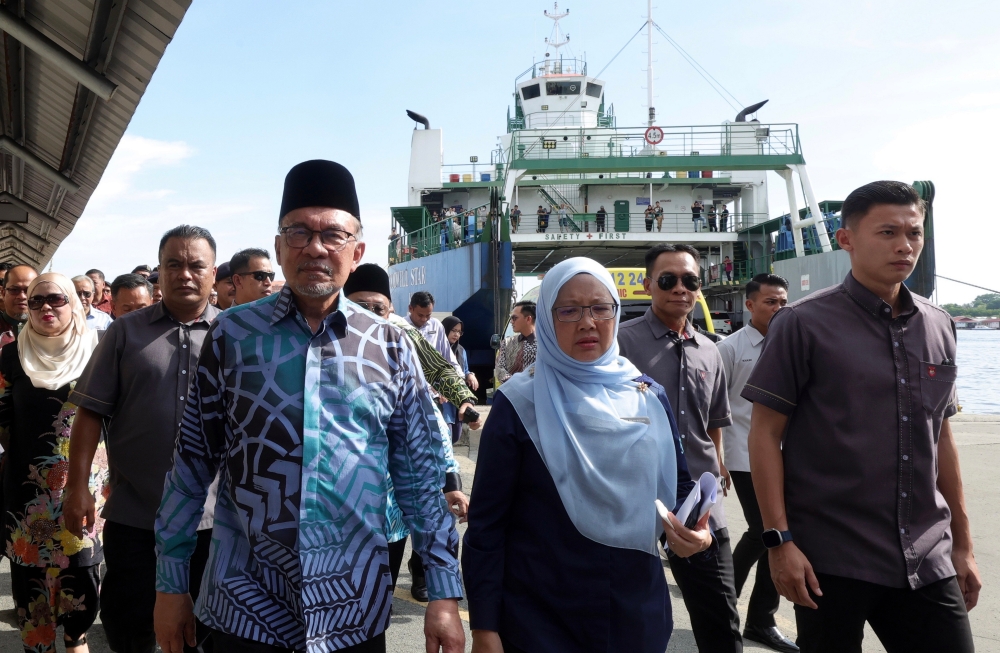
[{"x1": 621, "y1": 417, "x2": 651, "y2": 424}]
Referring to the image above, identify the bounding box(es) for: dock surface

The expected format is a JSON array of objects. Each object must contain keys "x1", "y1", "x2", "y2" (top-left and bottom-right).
[{"x1": 1, "y1": 412, "x2": 997, "y2": 652}]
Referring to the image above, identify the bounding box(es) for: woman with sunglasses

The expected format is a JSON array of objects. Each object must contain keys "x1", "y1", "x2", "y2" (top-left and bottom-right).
[
  {"x1": 463, "y1": 257, "x2": 713, "y2": 653},
  {"x1": 0, "y1": 273, "x2": 108, "y2": 652}
]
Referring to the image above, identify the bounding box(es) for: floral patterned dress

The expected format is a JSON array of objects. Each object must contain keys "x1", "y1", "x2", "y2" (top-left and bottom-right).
[{"x1": 0, "y1": 344, "x2": 109, "y2": 651}]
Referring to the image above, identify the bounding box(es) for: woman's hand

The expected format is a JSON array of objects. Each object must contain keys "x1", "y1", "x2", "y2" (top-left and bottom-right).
[
  {"x1": 466, "y1": 373, "x2": 479, "y2": 392},
  {"x1": 445, "y1": 490, "x2": 469, "y2": 523},
  {"x1": 471, "y1": 630, "x2": 504, "y2": 653},
  {"x1": 662, "y1": 510, "x2": 713, "y2": 558}
]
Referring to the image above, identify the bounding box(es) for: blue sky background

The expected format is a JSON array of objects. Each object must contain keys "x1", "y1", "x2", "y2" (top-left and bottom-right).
[{"x1": 51, "y1": 0, "x2": 1000, "y2": 304}]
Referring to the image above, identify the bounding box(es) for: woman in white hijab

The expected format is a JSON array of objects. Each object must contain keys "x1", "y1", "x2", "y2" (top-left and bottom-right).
[
  {"x1": 463, "y1": 257, "x2": 713, "y2": 653},
  {"x1": 0, "y1": 272, "x2": 108, "y2": 652}
]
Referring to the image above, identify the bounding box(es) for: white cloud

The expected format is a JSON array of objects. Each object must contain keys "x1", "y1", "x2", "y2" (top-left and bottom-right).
[{"x1": 86, "y1": 135, "x2": 194, "y2": 209}]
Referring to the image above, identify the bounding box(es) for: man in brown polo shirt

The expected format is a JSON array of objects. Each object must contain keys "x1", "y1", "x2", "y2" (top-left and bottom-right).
[
  {"x1": 618, "y1": 243, "x2": 741, "y2": 652},
  {"x1": 744, "y1": 181, "x2": 980, "y2": 653}
]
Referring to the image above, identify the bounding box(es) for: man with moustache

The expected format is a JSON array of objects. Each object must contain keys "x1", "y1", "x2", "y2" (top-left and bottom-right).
[
  {"x1": 0, "y1": 265, "x2": 37, "y2": 345},
  {"x1": 229, "y1": 247, "x2": 275, "y2": 306},
  {"x1": 212, "y1": 261, "x2": 236, "y2": 310},
  {"x1": 64, "y1": 226, "x2": 221, "y2": 653},
  {"x1": 110, "y1": 274, "x2": 154, "y2": 317}
]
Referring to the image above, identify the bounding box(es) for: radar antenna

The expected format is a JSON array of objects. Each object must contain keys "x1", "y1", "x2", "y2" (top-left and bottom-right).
[{"x1": 542, "y1": 3, "x2": 572, "y2": 73}]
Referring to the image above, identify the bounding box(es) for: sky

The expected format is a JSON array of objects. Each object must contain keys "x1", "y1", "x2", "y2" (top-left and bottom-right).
[{"x1": 50, "y1": 0, "x2": 1000, "y2": 305}]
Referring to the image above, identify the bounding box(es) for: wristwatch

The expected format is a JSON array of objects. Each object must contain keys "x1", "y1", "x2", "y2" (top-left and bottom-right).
[{"x1": 761, "y1": 529, "x2": 793, "y2": 549}]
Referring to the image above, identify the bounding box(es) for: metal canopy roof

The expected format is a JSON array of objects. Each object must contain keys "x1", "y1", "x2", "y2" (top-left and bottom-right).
[{"x1": 0, "y1": 0, "x2": 190, "y2": 267}]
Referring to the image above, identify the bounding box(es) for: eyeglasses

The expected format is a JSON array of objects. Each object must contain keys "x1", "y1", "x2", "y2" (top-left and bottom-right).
[
  {"x1": 279, "y1": 226, "x2": 357, "y2": 252},
  {"x1": 236, "y1": 270, "x2": 276, "y2": 283},
  {"x1": 656, "y1": 273, "x2": 702, "y2": 292},
  {"x1": 27, "y1": 294, "x2": 70, "y2": 311},
  {"x1": 356, "y1": 301, "x2": 388, "y2": 317},
  {"x1": 553, "y1": 303, "x2": 618, "y2": 322},
  {"x1": 5, "y1": 286, "x2": 29, "y2": 297},
  {"x1": 77, "y1": 290, "x2": 93, "y2": 299}
]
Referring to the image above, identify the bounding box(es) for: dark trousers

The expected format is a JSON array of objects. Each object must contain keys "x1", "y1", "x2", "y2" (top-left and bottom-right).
[
  {"x1": 668, "y1": 528, "x2": 743, "y2": 652},
  {"x1": 596, "y1": 217, "x2": 605, "y2": 232},
  {"x1": 708, "y1": 217, "x2": 718, "y2": 232},
  {"x1": 101, "y1": 521, "x2": 212, "y2": 653},
  {"x1": 211, "y1": 629, "x2": 386, "y2": 653},
  {"x1": 795, "y1": 574, "x2": 973, "y2": 653},
  {"x1": 388, "y1": 537, "x2": 407, "y2": 588},
  {"x1": 731, "y1": 470, "x2": 779, "y2": 628}
]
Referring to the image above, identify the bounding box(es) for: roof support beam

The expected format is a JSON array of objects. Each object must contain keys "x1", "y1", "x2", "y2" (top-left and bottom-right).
[
  {"x1": 0, "y1": 191, "x2": 59, "y2": 228},
  {"x1": 0, "y1": 5, "x2": 117, "y2": 101},
  {"x1": 0, "y1": 136, "x2": 80, "y2": 193}
]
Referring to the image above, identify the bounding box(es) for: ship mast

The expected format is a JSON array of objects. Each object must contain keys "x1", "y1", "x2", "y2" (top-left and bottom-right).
[
  {"x1": 647, "y1": 0, "x2": 655, "y2": 125},
  {"x1": 543, "y1": 3, "x2": 570, "y2": 74}
]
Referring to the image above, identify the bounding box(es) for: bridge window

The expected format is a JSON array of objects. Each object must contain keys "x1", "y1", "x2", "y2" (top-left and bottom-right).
[
  {"x1": 546, "y1": 80, "x2": 580, "y2": 95},
  {"x1": 586, "y1": 82, "x2": 603, "y2": 98},
  {"x1": 521, "y1": 84, "x2": 541, "y2": 100}
]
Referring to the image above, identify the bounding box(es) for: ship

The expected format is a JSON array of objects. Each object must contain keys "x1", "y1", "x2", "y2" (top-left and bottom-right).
[{"x1": 386, "y1": 4, "x2": 937, "y2": 390}]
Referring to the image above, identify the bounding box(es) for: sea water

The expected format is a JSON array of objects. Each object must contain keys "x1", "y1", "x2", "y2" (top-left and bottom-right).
[{"x1": 956, "y1": 329, "x2": 1000, "y2": 415}]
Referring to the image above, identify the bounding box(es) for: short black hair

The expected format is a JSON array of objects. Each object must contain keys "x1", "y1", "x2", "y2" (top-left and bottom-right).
[
  {"x1": 409, "y1": 291, "x2": 434, "y2": 308},
  {"x1": 111, "y1": 273, "x2": 154, "y2": 299},
  {"x1": 158, "y1": 225, "x2": 218, "y2": 262},
  {"x1": 86, "y1": 269, "x2": 105, "y2": 281},
  {"x1": 746, "y1": 273, "x2": 789, "y2": 299},
  {"x1": 513, "y1": 300, "x2": 536, "y2": 321},
  {"x1": 229, "y1": 248, "x2": 271, "y2": 275},
  {"x1": 0, "y1": 261, "x2": 12, "y2": 285},
  {"x1": 841, "y1": 180, "x2": 924, "y2": 229},
  {"x1": 4, "y1": 264, "x2": 36, "y2": 286},
  {"x1": 644, "y1": 243, "x2": 700, "y2": 277}
]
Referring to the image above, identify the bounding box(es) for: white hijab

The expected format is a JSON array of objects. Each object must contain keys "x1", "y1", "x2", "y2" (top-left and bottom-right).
[{"x1": 18, "y1": 273, "x2": 99, "y2": 390}]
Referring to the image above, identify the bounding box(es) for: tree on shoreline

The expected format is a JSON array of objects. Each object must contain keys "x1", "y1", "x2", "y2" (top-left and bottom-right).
[{"x1": 942, "y1": 293, "x2": 1000, "y2": 318}]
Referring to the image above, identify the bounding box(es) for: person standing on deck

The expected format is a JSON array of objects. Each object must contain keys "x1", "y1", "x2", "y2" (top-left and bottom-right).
[
  {"x1": 718, "y1": 273, "x2": 796, "y2": 652},
  {"x1": 152, "y1": 160, "x2": 465, "y2": 653},
  {"x1": 745, "y1": 181, "x2": 980, "y2": 653}
]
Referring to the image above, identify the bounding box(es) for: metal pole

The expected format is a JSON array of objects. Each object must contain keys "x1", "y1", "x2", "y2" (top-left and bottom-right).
[
  {"x1": 647, "y1": 0, "x2": 655, "y2": 126},
  {"x1": 0, "y1": 5, "x2": 117, "y2": 101},
  {"x1": 781, "y1": 168, "x2": 804, "y2": 257},
  {"x1": 792, "y1": 164, "x2": 832, "y2": 252},
  {"x1": 0, "y1": 136, "x2": 80, "y2": 193}
]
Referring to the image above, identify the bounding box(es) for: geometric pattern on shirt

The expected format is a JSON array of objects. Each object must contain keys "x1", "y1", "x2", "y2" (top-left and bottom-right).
[{"x1": 155, "y1": 287, "x2": 462, "y2": 653}]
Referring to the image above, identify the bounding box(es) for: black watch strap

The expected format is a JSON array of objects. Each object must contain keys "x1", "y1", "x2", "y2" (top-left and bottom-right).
[
  {"x1": 761, "y1": 528, "x2": 793, "y2": 549},
  {"x1": 443, "y1": 471, "x2": 462, "y2": 493}
]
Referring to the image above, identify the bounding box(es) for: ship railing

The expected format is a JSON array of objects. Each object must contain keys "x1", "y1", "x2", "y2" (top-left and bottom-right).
[
  {"x1": 516, "y1": 58, "x2": 588, "y2": 82},
  {"x1": 510, "y1": 123, "x2": 800, "y2": 162},
  {"x1": 507, "y1": 211, "x2": 770, "y2": 235},
  {"x1": 442, "y1": 162, "x2": 503, "y2": 184},
  {"x1": 511, "y1": 170, "x2": 736, "y2": 182},
  {"x1": 389, "y1": 211, "x2": 490, "y2": 264},
  {"x1": 706, "y1": 256, "x2": 774, "y2": 287}
]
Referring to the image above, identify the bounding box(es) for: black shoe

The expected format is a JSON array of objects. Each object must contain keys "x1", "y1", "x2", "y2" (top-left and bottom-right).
[
  {"x1": 743, "y1": 625, "x2": 799, "y2": 653},
  {"x1": 410, "y1": 575, "x2": 429, "y2": 602}
]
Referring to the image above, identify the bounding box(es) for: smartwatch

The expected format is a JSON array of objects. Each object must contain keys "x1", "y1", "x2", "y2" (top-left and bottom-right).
[{"x1": 761, "y1": 529, "x2": 793, "y2": 549}]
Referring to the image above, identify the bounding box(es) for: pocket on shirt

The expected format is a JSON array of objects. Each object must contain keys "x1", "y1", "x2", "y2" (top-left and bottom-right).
[{"x1": 919, "y1": 361, "x2": 957, "y2": 416}]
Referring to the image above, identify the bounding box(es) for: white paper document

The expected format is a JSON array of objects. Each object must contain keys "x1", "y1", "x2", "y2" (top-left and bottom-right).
[{"x1": 655, "y1": 471, "x2": 718, "y2": 530}]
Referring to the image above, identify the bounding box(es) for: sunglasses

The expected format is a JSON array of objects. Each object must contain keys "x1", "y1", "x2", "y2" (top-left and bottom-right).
[
  {"x1": 656, "y1": 273, "x2": 702, "y2": 292},
  {"x1": 237, "y1": 270, "x2": 276, "y2": 283},
  {"x1": 28, "y1": 294, "x2": 70, "y2": 311},
  {"x1": 356, "y1": 301, "x2": 388, "y2": 317},
  {"x1": 77, "y1": 290, "x2": 93, "y2": 299}
]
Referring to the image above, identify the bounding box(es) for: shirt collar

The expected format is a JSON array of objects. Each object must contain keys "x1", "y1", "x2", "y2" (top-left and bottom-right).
[
  {"x1": 643, "y1": 307, "x2": 698, "y2": 343},
  {"x1": 1, "y1": 310, "x2": 22, "y2": 328},
  {"x1": 519, "y1": 332, "x2": 536, "y2": 343},
  {"x1": 744, "y1": 322, "x2": 766, "y2": 346},
  {"x1": 149, "y1": 300, "x2": 218, "y2": 325},
  {"x1": 843, "y1": 272, "x2": 917, "y2": 321},
  {"x1": 270, "y1": 284, "x2": 349, "y2": 337}
]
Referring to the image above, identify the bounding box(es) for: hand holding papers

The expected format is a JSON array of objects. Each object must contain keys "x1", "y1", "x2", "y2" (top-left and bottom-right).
[{"x1": 655, "y1": 472, "x2": 718, "y2": 558}]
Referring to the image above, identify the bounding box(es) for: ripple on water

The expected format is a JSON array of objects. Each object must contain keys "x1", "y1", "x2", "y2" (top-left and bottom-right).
[{"x1": 956, "y1": 330, "x2": 1000, "y2": 415}]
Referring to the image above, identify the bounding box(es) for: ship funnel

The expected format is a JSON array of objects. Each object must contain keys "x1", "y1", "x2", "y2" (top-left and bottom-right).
[
  {"x1": 735, "y1": 100, "x2": 768, "y2": 122},
  {"x1": 406, "y1": 110, "x2": 430, "y2": 130}
]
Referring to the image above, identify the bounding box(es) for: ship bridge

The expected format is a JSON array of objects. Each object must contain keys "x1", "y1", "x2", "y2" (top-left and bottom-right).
[{"x1": 0, "y1": 0, "x2": 189, "y2": 266}]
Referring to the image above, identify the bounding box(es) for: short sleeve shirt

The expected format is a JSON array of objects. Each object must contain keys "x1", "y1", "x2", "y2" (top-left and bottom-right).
[
  {"x1": 618, "y1": 310, "x2": 732, "y2": 531},
  {"x1": 70, "y1": 301, "x2": 220, "y2": 530},
  {"x1": 742, "y1": 273, "x2": 958, "y2": 589}
]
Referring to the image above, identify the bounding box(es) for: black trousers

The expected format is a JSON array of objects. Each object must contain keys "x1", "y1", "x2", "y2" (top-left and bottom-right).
[
  {"x1": 731, "y1": 470, "x2": 780, "y2": 628},
  {"x1": 795, "y1": 574, "x2": 973, "y2": 653},
  {"x1": 211, "y1": 630, "x2": 386, "y2": 653},
  {"x1": 388, "y1": 537, "x2": 407, "y2": 588},
  {"x1": 101, "y1": 521, "x2": 212, "y2": 653},
  {"x1": 667, "y1": 528, "x2": 743, "y2": 652}
]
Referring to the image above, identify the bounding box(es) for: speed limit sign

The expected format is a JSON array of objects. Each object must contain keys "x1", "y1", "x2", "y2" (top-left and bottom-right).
[{"x1": 644, "y1": 126, "x2": 664, "y2": 145}]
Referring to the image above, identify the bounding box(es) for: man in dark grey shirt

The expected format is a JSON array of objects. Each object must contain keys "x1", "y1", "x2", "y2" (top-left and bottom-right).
[
  {"x1": 618, "y1": 243, "x2": 741, "y2": 652},
  {"x1": 64, "y1": 225, "x2": 221, "y2": 653},
  {"x1": 745, "y1": 181, "x2": 980, "y2": 653}
]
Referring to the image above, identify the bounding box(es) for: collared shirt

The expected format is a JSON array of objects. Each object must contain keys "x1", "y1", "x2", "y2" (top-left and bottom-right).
[
  {"x1": 155, "y1": 287, "x2": 462, "y2": 652},
  {"x1": 85, "y1": 308, "x2": 113, "y2": 331},
  {"x1": 717, "y1": 323, "x2": 765, "y2": 472},
  {"x1": 618, "y1": 309, "x2": 732, "y2": 531},
  {"x1": 742, "y1": 273, "x2": 958, "y2": 590},
  {"x1": 495, "y1": 333, "x2": 536, "y2": 383},
  {"x1": 70, "y1": 301, "x2": 220, "y2": 530},
  {"x1": 93, "y1": 296, "x2": 113, "y2": 315},
  {"x1": 407, "y1": 316, "x2": 461, "y2": 374}
]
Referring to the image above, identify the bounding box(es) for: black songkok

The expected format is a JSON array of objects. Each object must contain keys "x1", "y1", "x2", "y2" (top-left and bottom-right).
[
  {"x1": 279, "y1": 160, "x2": 360, "y2": 221},
  {"x1": 343, "y1": 263, "x2": 391, "y2": 300},
  {"x1": 216, "y1": 261, "x2": 232, "y2": 281}
]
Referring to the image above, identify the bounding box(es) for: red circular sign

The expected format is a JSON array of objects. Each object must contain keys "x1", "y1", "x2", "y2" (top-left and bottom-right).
[{"x1": 645, "y1": 126, "x2": 664, "y2": 145}]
